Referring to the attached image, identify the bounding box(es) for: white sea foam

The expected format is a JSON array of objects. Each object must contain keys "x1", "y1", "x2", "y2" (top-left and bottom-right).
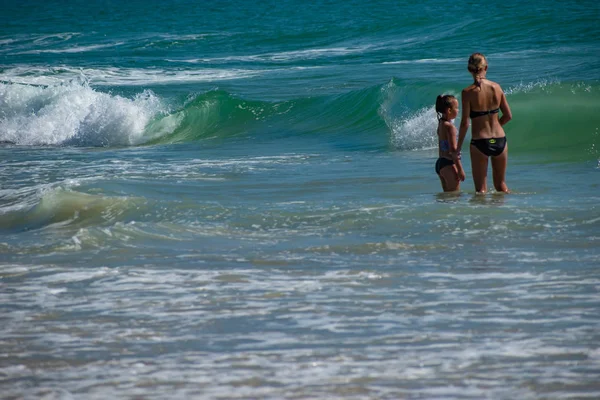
[
  {"x1": 0, "y1": 81, "x2": 174, "y2": 146},
  {"x1": 419, "y1": 272, "x2": 542, "y2": 281},
  {"x1": 382, "y1": 57, "x2": 462, "y2": 65},
  {"x1": 31, "y1": 32, "x2": 81, "y2": 44},
  {"x1": 503, "y1": 79, "x2": 560, "y2": 95},
  {"x1": 0, "y1": 33, "x2": 82, "y2": 51},
  {"x1": 13, "y1": 42, "x2": 125, "y2": 55},
  {"x1": 0, "y1": 32, "x2": 213, "y2": 54},
  {"x1": 490, "y1": 47, "x2": 589, "y2": 60},
  {"x1": 0, "y1": 66, "x2": 262, "y2": 87},
  {"x1": 146, "y1": 32, "x2": 227, "y2": 43},
  {"x1": 389, "y1": 106, "x2": 441, "y2": 150},
  {"x1": 376, "y1": 79, "x2": 444, "y2": 150},
  {"x1": 170, "y1": 45, "x2": 374, "y2": 64}
]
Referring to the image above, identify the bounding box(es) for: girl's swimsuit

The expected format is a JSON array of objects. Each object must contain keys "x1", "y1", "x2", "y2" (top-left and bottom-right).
[
  {"x1": 439, "y1": 138, "x2": 450, "y2": 152},
  {"x1": 436, "y1": 119, "x2": 455, "y2": 174},
  {"x1": 435, "y1": 157, "x2": 454, "y2": 175}
]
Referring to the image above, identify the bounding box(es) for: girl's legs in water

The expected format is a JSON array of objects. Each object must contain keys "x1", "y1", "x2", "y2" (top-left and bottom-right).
[
  {"x1": 439, "y1": 175, "x2": 448, "y2": 191},
  {"x1": 440, "y1": 166, "x2": 460, "y2": 192}
]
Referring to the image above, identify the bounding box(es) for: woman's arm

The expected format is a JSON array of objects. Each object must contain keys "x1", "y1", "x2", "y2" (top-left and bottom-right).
[
  {"x1": 499, "y1": 91, "x2": 512, "y2": 126},
  {"x1": 457, "y1": 90, "x2": 470, "y2": 151}
]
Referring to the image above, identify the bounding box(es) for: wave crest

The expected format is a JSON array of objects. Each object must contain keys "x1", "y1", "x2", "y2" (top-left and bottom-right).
[
  {"x1": 1, "y1": 79, "x2": 597, "y2": 159},
  {"x1": 0, "y1": 81, "x2": 172, "y2": 146}
]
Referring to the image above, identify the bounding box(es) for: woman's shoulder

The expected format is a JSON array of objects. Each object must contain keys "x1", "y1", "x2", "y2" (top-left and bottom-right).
[
  {"x1": 486, "y1": 79, "x2": 503, "y2": 91},
  {"x1": 462, "y1": 84, "x2": 479, "y2": 97}
]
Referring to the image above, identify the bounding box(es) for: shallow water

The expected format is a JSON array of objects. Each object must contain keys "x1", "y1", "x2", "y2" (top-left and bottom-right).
[{"x1": 1, "y1": 0, "x2": 600, "y2": 398}]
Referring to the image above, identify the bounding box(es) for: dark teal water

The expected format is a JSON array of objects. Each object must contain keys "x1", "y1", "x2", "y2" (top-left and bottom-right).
[{"x1": 1, "y1": 1, "x2": 600, "y2": 398}]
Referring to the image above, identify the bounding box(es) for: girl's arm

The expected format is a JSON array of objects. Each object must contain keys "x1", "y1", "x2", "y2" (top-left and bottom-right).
[
  {"x1": 499, "y1": 91, "x2": 512, "y2": 126},
  {"x1": 447, "y1": 122, "x2": 466, "y2": 181},
  {"x1": 457, "y1": 90, "x2": 470, "y2": 151}
]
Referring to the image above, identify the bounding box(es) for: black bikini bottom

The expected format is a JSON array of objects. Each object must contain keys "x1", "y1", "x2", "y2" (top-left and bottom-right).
[
  {"x1": 435, "y1": 157, "x2": 454, "y2": 175},
  {"x1": 470, "y1": 137, "x2": 507, "y2": 157}
]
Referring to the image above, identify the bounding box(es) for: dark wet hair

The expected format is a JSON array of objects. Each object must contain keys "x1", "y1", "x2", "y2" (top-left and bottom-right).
[{"x1": 435, "y1": 94, "x2": 456, "y2": 120}]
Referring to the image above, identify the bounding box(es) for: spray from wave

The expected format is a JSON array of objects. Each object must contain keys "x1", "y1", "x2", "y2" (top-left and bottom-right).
[
  {"x1": 379, "y1": 79, "x2": 446, "y2": 151},
  {"x1": 0, "y1": 80, "x2": 176, "y2": 146}
]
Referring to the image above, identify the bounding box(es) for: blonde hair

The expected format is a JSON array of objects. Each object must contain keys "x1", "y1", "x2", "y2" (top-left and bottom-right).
[{"x1": 468, "y1": 53, "x2": 487, "y2": 87}]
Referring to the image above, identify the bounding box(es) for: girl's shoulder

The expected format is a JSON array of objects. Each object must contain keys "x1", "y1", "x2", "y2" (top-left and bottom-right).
[{"x1": 439, "y1": 119, "x2": 455, "y2": 132}]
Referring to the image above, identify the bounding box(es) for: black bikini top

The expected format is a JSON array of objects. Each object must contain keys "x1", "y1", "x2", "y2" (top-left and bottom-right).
[{"x1": 470, "y1": 108, "x2": 500, "y2": 119}]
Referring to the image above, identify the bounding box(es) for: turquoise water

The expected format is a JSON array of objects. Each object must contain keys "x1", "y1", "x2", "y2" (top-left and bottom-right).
[{"x1": 1, "y1": 1, "x2": 600, "y2": 398}]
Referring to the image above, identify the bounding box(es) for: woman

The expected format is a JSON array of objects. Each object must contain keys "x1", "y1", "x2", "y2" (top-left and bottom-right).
[{"x1": 457, "y1": 53, "x2": 512, "y2": 193}]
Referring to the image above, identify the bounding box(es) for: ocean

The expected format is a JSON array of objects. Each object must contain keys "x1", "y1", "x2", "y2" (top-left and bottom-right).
[{"x1": 1, "y1": 0, "x2": 599, "y2": 398}]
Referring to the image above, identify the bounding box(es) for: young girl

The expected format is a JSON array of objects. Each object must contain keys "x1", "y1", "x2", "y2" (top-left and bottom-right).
[{"x1": 435, "y1": 94, "x2": 465, "y2": 192}]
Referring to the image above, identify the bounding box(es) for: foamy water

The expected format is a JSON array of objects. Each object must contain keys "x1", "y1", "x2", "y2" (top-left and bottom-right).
[
  {"x1": 2, "y1": 0, "x2": 600, "y2": 398},
  {"x1": 0, "y1": 82, "x2": 173, "y2": 145}
]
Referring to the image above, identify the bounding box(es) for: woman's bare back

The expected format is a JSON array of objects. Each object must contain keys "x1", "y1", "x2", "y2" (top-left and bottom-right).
[{"x1": 463, "y1": 79, "x2": 506, "y2": 139}]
